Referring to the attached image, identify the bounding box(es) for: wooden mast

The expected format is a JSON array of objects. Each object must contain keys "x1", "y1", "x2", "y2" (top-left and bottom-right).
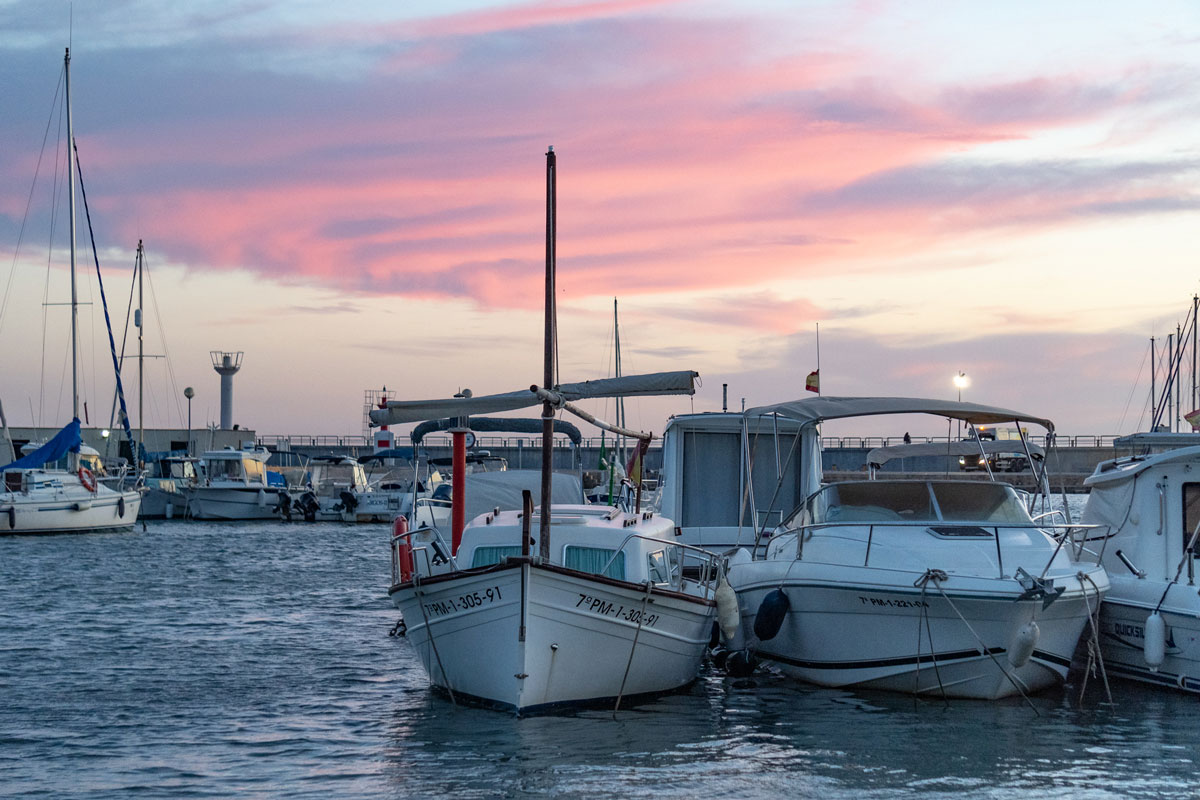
[{"x1": 539, "y1": 146, "x2": 556, "y2": 558}]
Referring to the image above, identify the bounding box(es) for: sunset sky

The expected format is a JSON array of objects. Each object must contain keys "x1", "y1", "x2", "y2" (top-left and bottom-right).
[{"x1": 2, "y1": 0, "x2": 1198, "y2": 440}]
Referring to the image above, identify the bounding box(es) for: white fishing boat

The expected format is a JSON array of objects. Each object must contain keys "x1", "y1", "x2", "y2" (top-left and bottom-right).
[
  {"x1": 1077, "y1": 434, "x2": 1200, "y2": 692},
  {"x1": 390, "y1": 500, "x2": 719, "y2": 713},
  {"x1": 139, "y1": 456, "x2": 201, "y2": 519},
  {"x1": 723, "y1": 397, "x2": 1108, "y2": 700},
  {"x1": 375, "y1": 148, "x2": 719, "y2": 713},
  {"x1": 185, "y1": 447, "x2": 287, "y2": 520},
  {"x1": 1, "y1": 49, "x2": 141, "y2": 535}
]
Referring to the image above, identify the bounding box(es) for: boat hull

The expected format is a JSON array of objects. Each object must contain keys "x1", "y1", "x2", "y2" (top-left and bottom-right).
[
  {"x1": 186, "y1": 487, "x2": 285, "y2": 520},
  {"x1": 1, "y1": 488, "x2": 142, "y2": 535},
  {"x1": 729, "y1": 565, "x2": 1106, "y2": 699},
  {"x1": 391, "y1": 560, "x2": 715, "y2": 713},
  {"x1": 1095, "y1": 576, "x2": 1200, "y2": 692}
]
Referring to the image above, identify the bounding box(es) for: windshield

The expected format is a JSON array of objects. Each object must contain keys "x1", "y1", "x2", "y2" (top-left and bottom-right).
[{"x1": 795, "y1": 481, "x2": 1034, "y2": 526}]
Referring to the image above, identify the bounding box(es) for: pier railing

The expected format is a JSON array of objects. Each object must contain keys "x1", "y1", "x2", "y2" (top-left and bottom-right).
[{"x1": 257, "y1": 433, "x2": 1125, "y2": 451}]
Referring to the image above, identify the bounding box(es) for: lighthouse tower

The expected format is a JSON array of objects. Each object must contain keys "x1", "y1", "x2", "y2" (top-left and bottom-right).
[
  {"x1": 210, "y1": 351, "x2": 243, "y2": 430},
  {"x1": 373, "y1": 387, "x2": 395, "y2": 453}
]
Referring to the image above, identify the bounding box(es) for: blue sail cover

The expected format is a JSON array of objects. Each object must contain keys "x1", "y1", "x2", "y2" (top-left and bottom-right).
[{"x1": 0, "y1": 418, "x2": 82, "y2": 472}]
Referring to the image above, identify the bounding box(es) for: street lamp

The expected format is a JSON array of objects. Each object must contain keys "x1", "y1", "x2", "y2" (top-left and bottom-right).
[
  {"x1": 184, "y1": 387, "x2": 194, "y2": 456},
  {"x1": 953, "y1": 371, "x2": 969, "y2": 437}
]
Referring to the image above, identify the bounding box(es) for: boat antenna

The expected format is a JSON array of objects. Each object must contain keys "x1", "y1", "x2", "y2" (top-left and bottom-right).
[{"x1": 539, "y1": 146, "x2": 556, "y2": 557}]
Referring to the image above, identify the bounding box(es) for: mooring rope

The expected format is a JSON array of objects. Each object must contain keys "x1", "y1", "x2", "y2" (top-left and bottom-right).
[
  {"x1": 413, "y1": 575, "x2": 457, "y2": 707},
  {"x1": 1076, "y1": 570, "x2": 1113, "y2": 705},
  {"x1": 614, "y1": 581, "x2": 654, "y2": 715},
  {"x1": 913, "y1": 572, "x2": 949, "y2": 705},
  {"x1": 917, "y1": 568, "x2": 1040, "y2": 716}
]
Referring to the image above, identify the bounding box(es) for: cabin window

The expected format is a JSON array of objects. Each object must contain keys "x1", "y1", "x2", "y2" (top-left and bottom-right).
[
  {"x1": 206, "y1": 460, "x2": 241, "y2": 480},
  {"x1": 244, "y1": 459, "x2": 265, "y2": 482},
  {"x1": 1183, "y1": 484, "x2": 1200, "y2": 553},
  {"x1": 647, "y1": 547, "x2": 681, "y2": 586},
  {"x1": 564, "y1": 546, "x2": 625, "y2": 580},
  {"x1": 931, "y1": 483, "x2": 1031, "y2": 523},
  {"x1": 471, "y1": 546, "x2": 522, "y2": 568}
]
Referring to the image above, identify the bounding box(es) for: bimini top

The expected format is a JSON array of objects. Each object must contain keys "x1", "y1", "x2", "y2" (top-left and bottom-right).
[
  {"x1": 744, "y1": 396, "x2": 1054, "y2": 433},
  {"x1": 865, "y1": 439, "x2": 1045, "y2": 468}
]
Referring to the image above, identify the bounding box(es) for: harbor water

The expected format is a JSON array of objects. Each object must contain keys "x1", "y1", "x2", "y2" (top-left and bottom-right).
[{"x1": 2, "y1": 514, "x2": 1198, "y2": 799}]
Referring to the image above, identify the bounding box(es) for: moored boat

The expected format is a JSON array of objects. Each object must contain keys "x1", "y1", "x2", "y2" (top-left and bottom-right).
[
  {"x1": 723, "y1": 396, "x2": 1108, "y2": 699},
  {"x1": 1078, "y1": 435, "x2": 1200, "y2": 692}
]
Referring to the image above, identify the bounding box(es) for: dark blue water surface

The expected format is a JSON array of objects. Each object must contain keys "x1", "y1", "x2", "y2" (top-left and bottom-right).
[{"x1": 2, "y1": 519, "x2": 1198, "y2": 799}]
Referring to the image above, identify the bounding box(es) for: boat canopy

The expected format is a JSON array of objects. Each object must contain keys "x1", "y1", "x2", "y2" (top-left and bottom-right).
[
  {"x1": 369, "y1": 370, "x2": 698, "y2": 427},
  {"x1": 409, "y1": 416, "x2": 582, "y2": 446},
  {"x1": 865, "y1": 439, "x2": 1045, "y2": 467},
  {"x1": 745, "y1": 396, "x2": 1055, "y2": 433}
]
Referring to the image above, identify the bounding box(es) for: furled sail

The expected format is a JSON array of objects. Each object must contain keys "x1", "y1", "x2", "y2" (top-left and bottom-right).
[{"x1": 369, "y1": 370, "x2": 698, "y2": 427}]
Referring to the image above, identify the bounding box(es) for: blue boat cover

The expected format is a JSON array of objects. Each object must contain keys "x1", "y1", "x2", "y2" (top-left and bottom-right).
[{"x1": 0, "y1": 418, "x2": 82, "y2": 472}]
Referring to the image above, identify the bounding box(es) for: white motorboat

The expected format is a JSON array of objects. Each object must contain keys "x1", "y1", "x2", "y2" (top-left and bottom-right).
[
  {"x1": 1077, "y1": 434, "x2": 1200, "y2": 692},
  {"x1": 139, "y1": 456, "x2": 201, "y2": 519},
  {"x1": 292, "y1": 456, "x2": 401, "y2": 522},
  {"x1": 185, "y1": 447, "x2": 288, "y2": 520},
  {"x1": 1, "y1": 50, "x2": 141, "y2": 535},
  {"x1": 723, "y1": 396, "x2": 1108, "y2": 700}
]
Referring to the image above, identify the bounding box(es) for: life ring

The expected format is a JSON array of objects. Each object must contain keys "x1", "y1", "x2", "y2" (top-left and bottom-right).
[{"x1": 79, "y1": 467, "x2": 98, "y2": 493}]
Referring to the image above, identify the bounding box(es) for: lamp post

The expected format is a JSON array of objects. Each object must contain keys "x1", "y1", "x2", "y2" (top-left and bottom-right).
[
  {"x1": 953, "y1": 371, "x2": 969, "y2": 438},
  {"x1": 184, "y1": 387, "x2": 194, "y2": 456}
]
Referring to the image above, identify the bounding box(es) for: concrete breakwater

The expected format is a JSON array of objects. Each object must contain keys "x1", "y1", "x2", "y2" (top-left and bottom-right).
[{"x1": 290, "y1": 438, "x2": 1115, "y2": 492}]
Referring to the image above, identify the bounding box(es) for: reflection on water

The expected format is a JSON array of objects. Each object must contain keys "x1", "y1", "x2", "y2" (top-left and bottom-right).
[{"x1": 1, "y1": 518, "x2": 1197, "y2": 799}]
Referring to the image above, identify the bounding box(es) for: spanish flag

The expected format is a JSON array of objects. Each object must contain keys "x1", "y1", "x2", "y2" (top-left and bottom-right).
[
  {"x1": 805, "y1": 369, "x2": 820, "y2": 393},
  {"x1": 1185, "y1": 409, "x2": 1200, "y2": 431}
]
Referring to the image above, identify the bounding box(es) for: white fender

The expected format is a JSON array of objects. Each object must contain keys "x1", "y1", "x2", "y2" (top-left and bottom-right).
[
  {"x1": 165, "y1": 502, "x2": 174, "y2": 520},
  {"x1": 715, "y1": 576, "x2": 740, "y2": 641},
  {"x1": 1007, "y1": 620, "x2": 1039, "y2": 668},
  {"x1": 1144, "y1": 612, "x2": 1166, "y2": 671},
  {"x1": 257, "y1": 488, "x2": 267, "y2": 507}
]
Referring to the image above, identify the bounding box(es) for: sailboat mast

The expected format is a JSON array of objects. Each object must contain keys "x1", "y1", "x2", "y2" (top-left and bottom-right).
[
  {"x1": 614, "y1": 297, "x2": 624, "y2": 465},
  {"x1": 539, "y1": 146, "x2": 556, "y2": 555},
  {"x1": 137, "y1": 239, "x2": 145, "y2": 466},
  {"x1": 66, "y1": 48, "x2": 79, "y2": 434}
]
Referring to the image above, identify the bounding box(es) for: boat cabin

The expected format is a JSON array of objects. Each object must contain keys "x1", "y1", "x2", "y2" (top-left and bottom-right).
[
  {"x1": 199, "y1": 448, "x2": 271, "y2": 487},
  {"x1": 658, "y1": 412, "x2": 806, "y2": 550}
]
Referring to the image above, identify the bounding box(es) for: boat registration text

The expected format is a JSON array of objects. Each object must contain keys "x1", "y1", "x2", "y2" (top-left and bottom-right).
[
  {"x1": 576, "y1": 593, "x2": 659, "y2": 627},
  {"x1": 423, "y1": 585, "x2": 503, "y2": 617}
]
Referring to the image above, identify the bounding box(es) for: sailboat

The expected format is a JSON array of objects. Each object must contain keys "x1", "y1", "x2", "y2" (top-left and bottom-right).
[
  {"x1": 374, "y1": 149, "x2": 721, "y2": 714},
  {"x1": 1, "y1": 49, "x2": 142, "y2": 535}
]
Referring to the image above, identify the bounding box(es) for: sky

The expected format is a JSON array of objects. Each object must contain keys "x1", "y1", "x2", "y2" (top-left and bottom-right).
[{"x1": 1, "y1": 0, "x2": 1199, "y2": 441}]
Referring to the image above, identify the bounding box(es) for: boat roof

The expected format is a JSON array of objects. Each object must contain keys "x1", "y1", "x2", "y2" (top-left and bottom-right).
[
  {"x1": 1113, "y1": 432, "x2": 1200, "y2": 448},
  {"x1": 744, "y1": 396, "x2": 1055, "y2": 433},
  {"x1": 201, "y1": 447, "x2": 270, "y2": 461},
  {"x1": 1085, "y1": 444, "x2": 1200, "y2": 487},
  {"x1": 663, "y1": 411, "x2": 805, "y2": 434},
  {"x1": 866, "y1": 440, "x2": 1044, "y2": 466}
]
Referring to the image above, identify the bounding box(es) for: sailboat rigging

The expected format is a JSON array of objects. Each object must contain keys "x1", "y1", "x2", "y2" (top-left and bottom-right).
[{"x1": 0, "y1": 48, "x2": 142, "y2": 534}]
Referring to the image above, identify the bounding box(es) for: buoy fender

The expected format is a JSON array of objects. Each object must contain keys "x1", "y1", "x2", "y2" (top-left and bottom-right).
[
  {"x1": 753, "y1": 588, "x2": 790, "y2": 642},
  {"x1": 1007, "y1": 620, "x2": 1039, "y2": 668},
  {"x1": 715, "y1": 576, "x2": 740, "y2": 640},
  {"x1": 1145, "y1": 612, "x2": 1166, "y2": 671}
]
